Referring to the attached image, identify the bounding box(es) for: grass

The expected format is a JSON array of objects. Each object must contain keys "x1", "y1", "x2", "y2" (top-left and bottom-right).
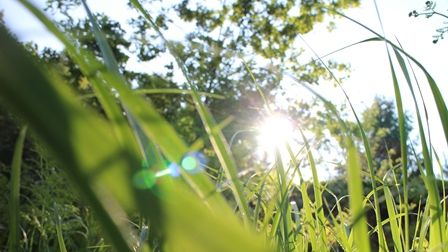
[
  {"x1": 1, "y1": 0, "x2": 448, "y2": 251},
  {"x1": 7, "y1": 126, "x2": 27, "y2": 252}
]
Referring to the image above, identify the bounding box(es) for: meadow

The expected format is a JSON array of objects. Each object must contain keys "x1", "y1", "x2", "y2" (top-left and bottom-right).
[{"x1": 1, "y1": 0, "x2": 448, "y2": 251}]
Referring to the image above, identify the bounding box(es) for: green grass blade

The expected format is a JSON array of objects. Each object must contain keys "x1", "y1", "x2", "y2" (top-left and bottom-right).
[
  {"x1": 0, "y1": 25, "x2": 134, "y2": 252},
  {"x1": 386, "y1": 51, "x2": 409, "y2": 251},
  {"x1": 17, "y1": 5, "x2": 171, "y2": 244},
  {"x1": 418, "y1": 196, "x2": 431, "y2": 251},
  {"x1": 162, "y1": 184, "x2": 273, "y2": 252},
  {"x1": 7, "y1": 126, "x2": 27, "y2": 252},
  {"x1": 347, "y1": 141, "x2": 371, "y2": 252},
  {"x1": 323, "y1": 189, "x2": 351, "y2": 251},
  {"x1": 274, "y1": 151, "x2": 294, "y2": 251},
  {"x1": 80, "y1": 0, "x2": 120, "y2": 75},
  {"x1": 391, "y1": 49, "x2": 444, "y2": 250},
  {"x1": 300, "y1": 181, "x2": 318, "y2": 251},
  {"x1": 55, "y1": 215, "x2": 68, "y2": 252},
  {"x1": 411, "y1": 197, "x2": 423, "y2": 251},
  {"x1": 286, "y1": 72, "x2": 375, "y2": 250},
  {"x1": 383, "y1": 186, "x2": 404, "y2": 251},
  {"x1": 298, "y1": 128, "x2": 328, "y2": 250},
  {"x1": 433, "y1": 149, "x2": 446, "y2": 219}
]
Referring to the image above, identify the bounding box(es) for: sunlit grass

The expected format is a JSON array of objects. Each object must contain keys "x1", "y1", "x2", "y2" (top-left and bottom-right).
[{"x1": 1, "y1": 0, "x2": 448, "y2": 251}]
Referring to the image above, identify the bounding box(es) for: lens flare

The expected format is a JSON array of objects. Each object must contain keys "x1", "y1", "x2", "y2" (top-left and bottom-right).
[
  {"x1": 133, "y1": 170, "x2": 156, "y2": 189},
  {"x1": 168, "y1": 162, "x2": 181, "y2": 177},
  {"x1": 181, "y1": 152, "x2": 206, "y2": 174},
  {"x1": 134, "y1": 152, "x2": 206, "y2": 189},
  {"x1": 181, "y1": 156, "x2": 197, "y2": 171}
]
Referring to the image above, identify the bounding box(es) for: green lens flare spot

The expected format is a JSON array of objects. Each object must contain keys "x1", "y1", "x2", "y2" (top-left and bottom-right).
[
  {"x1": 133, "y1": 170, "x2": 156, "y2": 189},
  {"x1": 181, "y1": 156, "x2": 198, "y2": 171}
]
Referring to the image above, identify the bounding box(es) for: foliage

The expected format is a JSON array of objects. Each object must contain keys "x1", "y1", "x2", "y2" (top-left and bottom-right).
[
  {"x1": 292, "y1": 96, "x2": 414, "y2": 178},
  {"x1": 409, "y1": 1, "x2": 448, "y2": 44},
  {"x1": 359, "y1": 97, "x2": 414, "y2": 178}
]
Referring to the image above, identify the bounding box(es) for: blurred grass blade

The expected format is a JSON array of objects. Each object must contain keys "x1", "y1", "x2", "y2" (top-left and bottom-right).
[
  {"x1": 383, "y1": 187, "x2": 404, "y2": 251},
  {"x1": 56, "y1": 215, "x2": 68, "y2": 252},
  {"x1": 347, "y1": 141, "x2": 371, "y2": 252},
  {"x1": 0, "y1": 25, "x2": 134, "y2": 251},
  {"x1": 16, "y1": 0, "x2": 184, "y2": 164},
  {"x1": 80, "y1": 88, "x2": 225, "y2": 100},
  {"x1": 298, "y1": 129, "x2": 328, "y2": 249},
  {"x1": 7, "y1": 126, "x2": 27, "y2": 252},
  {"x1": 300, "y1": 181, "x2": 318, "y2": 250},
  {"x1": 162, "y1": 184, "x2": 273, "y2": 252}
]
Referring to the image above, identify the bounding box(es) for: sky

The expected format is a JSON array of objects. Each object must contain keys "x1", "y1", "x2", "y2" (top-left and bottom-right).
[{"x1": 1, "y1": 0, "x2": 448, "y2": 179}]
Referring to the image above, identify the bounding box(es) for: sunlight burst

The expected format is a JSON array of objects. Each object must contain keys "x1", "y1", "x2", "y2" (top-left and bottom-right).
[{"x1": 257, "y1": 114, "x2": 294, "y2": 155}]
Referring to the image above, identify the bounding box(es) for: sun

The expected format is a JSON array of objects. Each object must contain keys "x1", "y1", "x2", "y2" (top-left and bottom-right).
[{"x1": 257, "y1": 114, "x2": 294, "y2": 156}]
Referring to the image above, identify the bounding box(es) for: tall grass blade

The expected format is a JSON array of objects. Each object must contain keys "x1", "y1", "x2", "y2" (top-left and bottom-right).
[
  {"x1": 347, "y1": 141, "x2": 371, "y2": 252},
  {"x1": 300, "y1": 181, "x2": 318, "y2": 251},
  {"x1": 374, "y1": 0, "x2": 409, "y2": 244},
  {"x1": 273, "y1": 151, "x2": 293, "y2": 251},
  {"x1": 385, "y1": 52, "x2": 409, "y2": 251},
  {"x1": 298, "y1": 129, "x2": 328, "y2": 250},
  {"x1": 0, "y1": 25, "x2": 134, "y2": 251},
  {"x1": 372, "y1": 2, "x2": 410, "y2": 243},
  {"x1": 384, "y1": 186, "x2": 404, "y2": 251},
  {"x1": 55, "y1": 215, "x2": 68, "y2": 252},
  {"x1": 7, "y1": 126, "x2": 27, "y2": 252},
  {"x1": 391, "y1": 49, "x2": 445, "y2": 250}
]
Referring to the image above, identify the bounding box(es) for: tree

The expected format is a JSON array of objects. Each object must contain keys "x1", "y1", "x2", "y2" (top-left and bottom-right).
[
  {"x1": 360, "y1": 97, "x2": 413, "y2": 178},
  {"x1": 292, "y1": 96, "x2": 414, "y2": 178}
]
